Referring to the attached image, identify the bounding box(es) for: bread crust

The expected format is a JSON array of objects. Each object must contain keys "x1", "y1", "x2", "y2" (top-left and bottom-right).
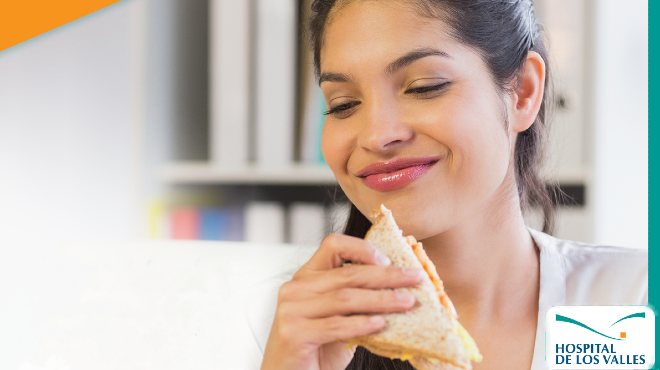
[{"x1": 347, "y1": 205, "x2": 473, "y2": 370}]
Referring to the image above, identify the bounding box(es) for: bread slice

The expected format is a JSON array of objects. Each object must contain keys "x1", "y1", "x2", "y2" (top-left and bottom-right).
[{"x1": 348, "y1": 204, "x2": 482, "y2": 369}]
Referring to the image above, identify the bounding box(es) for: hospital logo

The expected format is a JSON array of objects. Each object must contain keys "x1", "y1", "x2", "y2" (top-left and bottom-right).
[{"x1": 546, "y1": 306, "x2": 655, "y2": 369}]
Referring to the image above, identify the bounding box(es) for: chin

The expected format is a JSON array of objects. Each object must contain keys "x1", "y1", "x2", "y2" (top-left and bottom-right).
[
  {"x1": 367, "y1": 197, "x2": 447, "y2": 240},
  {"x1": 399, "y1": 217, "x2": 446, "y2": 241}
]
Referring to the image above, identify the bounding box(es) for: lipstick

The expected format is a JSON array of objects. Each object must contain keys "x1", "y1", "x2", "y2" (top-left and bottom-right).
[{"x1": 357, "y1": 157, "x2": 440, "y2": 192}]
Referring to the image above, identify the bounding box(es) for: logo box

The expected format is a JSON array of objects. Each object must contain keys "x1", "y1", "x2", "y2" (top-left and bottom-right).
[{"x1": 546, "y1": 306, "x2": 655, "y2": 369}]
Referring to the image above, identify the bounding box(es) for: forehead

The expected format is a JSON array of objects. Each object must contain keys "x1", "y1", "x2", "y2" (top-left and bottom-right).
[{"x1": 320, "y1": 1, "x2": 466, "y2": 71}]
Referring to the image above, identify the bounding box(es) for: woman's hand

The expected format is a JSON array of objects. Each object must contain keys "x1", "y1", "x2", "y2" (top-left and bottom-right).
[{"x1": 260, "y1": 233, "x2": 423, "y2": 370}]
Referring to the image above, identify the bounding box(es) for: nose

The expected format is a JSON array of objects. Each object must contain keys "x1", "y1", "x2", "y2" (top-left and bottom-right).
[{"x1": 357, "y1": 101, "x2": 414, "y2": 153}]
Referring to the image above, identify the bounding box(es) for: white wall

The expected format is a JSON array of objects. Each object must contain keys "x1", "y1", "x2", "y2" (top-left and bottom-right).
[
  {"x1": 592, "y1": 0, "x2": 648, "y2": 249},
  {"x1": 0, "y1": 1, "x2": 145, "y2": 242}
]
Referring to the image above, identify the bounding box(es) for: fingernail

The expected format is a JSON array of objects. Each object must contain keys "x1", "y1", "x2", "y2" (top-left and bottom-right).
[
  {"x1": 375, "y1": 252, "x2": 391, "y2": 266},
  {"x1": 369, "y1": 315, "x2": 386, "y2": 326},
  {"x1": 394, "y1": 291, "x2": 413, "y2": 303},
  {"x1": 402, "y1": 268, "x2": 423, "y2": 279}
]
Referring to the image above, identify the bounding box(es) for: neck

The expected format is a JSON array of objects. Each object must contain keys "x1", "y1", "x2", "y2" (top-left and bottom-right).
[{"x1": 420, "y1": 179, "x2": 540, "y2": 325}]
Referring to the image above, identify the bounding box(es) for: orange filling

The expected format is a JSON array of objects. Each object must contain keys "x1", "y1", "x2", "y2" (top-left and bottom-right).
[{"x1": 406, "y1": 236, "x2": 457, "y2": 318}]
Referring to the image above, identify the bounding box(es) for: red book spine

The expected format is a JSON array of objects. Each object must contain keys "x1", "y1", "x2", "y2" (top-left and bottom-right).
[{"x1": 170, "y1": 207, "x2": 200, "y2": 240}]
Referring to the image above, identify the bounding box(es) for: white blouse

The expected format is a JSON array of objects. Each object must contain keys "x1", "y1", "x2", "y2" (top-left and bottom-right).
[
  {"x1": 246, "y1": 228, "x2": 648, "y2": 370},
  {"x1": 527, "y1": 228, "x2": 648, "y2": 370}
]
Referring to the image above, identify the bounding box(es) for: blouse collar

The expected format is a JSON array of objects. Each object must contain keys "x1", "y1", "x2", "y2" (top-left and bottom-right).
[{"x1": 527, "y1": 227, "x2": 567, "y2": 369}]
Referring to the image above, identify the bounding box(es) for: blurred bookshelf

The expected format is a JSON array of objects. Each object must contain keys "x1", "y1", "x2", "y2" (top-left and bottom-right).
[
  {"x1": 161, "y1": 162, "x2": 336, "y2": 185},
  {"x1": 145, "y1": 0, "x2": 595, "y2": 244},
  {"x1": 162, "y1": 161, "x2": 591, "y2": 188}
]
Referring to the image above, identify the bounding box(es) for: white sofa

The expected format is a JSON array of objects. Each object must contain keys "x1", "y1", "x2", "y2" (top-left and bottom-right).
[{"x1": 0, "y1": 240, "x2": 316, "y2": 370}]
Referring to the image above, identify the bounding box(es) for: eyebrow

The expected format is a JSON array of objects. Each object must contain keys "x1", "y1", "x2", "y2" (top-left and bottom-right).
[
  {"x1": 319, "y1": 47, "x2": 451, "y2": 85},
  {"x1": 385, "y1": 48, "x2": 452, "y2": 75},
  {"x1": 318, "y1": 72, "x2": 351, "y2": 85}
]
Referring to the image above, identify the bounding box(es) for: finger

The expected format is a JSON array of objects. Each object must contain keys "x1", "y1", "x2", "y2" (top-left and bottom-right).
[
  {"x1": 304, "y1": 315, "x2": 387, "y2": 346},
  {"x1": 288, "y1": 288, "x2": 417, "y2": 318},
  {"x1": 301, "y1": 233, "x2": 390, "y2": 272},
  {"x1": 295, "y1": 264, "x2": 424, "y2": 295}
]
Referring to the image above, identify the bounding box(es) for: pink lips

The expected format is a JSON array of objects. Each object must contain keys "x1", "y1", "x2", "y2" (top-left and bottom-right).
[{"x1": 356, "y1": 156, "x2": 441, "y2": 192}]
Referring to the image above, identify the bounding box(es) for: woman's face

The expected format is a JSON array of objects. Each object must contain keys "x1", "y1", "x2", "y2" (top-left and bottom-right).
[{"x1": 320, "y1": 1, "x2": 516, "y2": 239}]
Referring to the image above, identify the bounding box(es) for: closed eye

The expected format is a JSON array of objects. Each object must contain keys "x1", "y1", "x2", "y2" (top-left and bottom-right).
[
  {"x1": 324, "y1": 101, "x2": 361, "y2": 118},
  {"x1": 405, "y1": 82, "x2": 450, "y2": 96}
]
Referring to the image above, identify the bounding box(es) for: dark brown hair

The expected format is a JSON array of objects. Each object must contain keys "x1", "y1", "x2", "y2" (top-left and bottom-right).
[{"x1": 311, "y1": 0, "x2": 558, "y2": 244}]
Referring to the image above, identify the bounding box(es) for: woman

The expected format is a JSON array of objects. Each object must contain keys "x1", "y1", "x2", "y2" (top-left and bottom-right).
[{"x1": 260, "y1": 1, "x2": 647, "y2": 369}]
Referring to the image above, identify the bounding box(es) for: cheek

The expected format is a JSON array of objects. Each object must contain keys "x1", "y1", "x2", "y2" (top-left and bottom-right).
[
  {"x1": 455, "y1": 122, "x2": 510, "y2": 182},
  {"x1": 447, "y1": 101, "x2": 511, "y2": 196},
  {"x1": 417, "y1": 89, "x2": 511, "y2": 197},
  {"x1": 321, "y1": 122, "x2": 352, "y2": 176},
  {"x1": 415, "y1": 94, "x2": 509, "y2": 165}
]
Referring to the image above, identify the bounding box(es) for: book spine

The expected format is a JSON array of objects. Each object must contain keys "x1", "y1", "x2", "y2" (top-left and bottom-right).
[
  {"x1": 245, "y1": 202, "x2": 285, "y2": 243},
  {"x1": 209, "y1": 0, "x2": 250, "y2": 166},
  {"x1": 147, "y1": 199, "x2": 167, "y2": 239},
  {"x1": 288, "y1": 202, "x2": 326, "y2": 245},
  {"x1": 170, "y1": 207, "x2": 200, "y2": 240},
  {"x1": 301, "y1": 73, "x2": 326, "y2": 164},
  {"x1": 224, "y1": 207, "x2": 245, "y2": 241},
  {"x1": 200, "y1": 208, "x2": 225, "y2": 240},
  {"x1": 254, "y1": 0, "x2": 297, "y2": 166}
]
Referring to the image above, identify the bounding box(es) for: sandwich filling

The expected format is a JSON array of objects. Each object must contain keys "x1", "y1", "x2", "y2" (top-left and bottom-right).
[{"x1": 405, "y1": 235, "x2": 482, "y2": 363}]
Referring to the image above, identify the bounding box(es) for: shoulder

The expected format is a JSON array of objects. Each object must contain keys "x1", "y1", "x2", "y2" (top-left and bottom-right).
[
  {"x1": 530, "y1": 228, "x2": 647, "y2": 271},
  {"x1": 528, "y1": 228, "x2": 648, "y2": 306}
]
